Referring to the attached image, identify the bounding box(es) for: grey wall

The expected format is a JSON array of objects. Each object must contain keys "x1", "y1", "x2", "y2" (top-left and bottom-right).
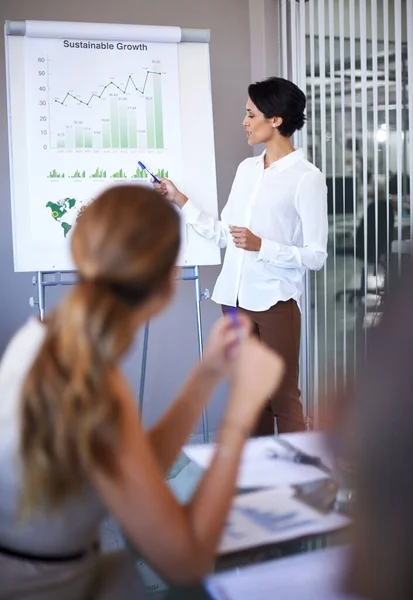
[{"x1": 0, "y1": 0, "x2": 252, "y2": 434}]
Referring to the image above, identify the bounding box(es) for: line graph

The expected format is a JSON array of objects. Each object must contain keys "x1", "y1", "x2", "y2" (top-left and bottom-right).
[
  {"x1": 54, "y1": 71, "x2": 162, "y2": 107},
  {"x1": 49, "y1": 67, "x2": 165, "y2": 150}
]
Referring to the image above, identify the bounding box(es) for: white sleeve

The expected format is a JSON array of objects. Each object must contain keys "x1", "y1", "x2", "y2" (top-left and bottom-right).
[
  {"x1": 257, "y1": 170, "x2": 328, "y2": 271},
  {"x1": 179, "y1": 167, "x2": 242, "y2": 249}
]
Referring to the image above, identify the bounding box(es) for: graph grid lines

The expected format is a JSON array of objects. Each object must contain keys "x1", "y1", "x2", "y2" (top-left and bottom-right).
[{"x1": 50, "y1": 66, "x2": 165, "y2": 151}]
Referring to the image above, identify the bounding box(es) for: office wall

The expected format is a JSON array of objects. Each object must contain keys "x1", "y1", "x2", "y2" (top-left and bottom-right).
[{"x1": 0, "y1": 0, "x2": 252, "y2": 433}]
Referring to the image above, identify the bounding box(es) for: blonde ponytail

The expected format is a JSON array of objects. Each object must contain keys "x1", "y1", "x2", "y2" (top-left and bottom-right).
[
  {"x1": 19, "y1": 184, "x2": 180, "y2": 511},
  {"x1": 20, "y1": 281, "x2": 135, "y2": 510}
]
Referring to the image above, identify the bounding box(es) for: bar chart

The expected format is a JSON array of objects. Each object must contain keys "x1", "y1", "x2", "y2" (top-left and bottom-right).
[
  {"x1": 47, "y1": 166, "x2": 169, "y2": 179},
  {"x1": 51, "y1": 71, "x2": 165, "y2": 151}
]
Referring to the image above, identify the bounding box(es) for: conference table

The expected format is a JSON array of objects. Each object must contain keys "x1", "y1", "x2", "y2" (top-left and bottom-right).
[
  {"x1": 165, "y1": 545, "x2": 354, "y2": 600},
  {"x1": 156, "y1": 431, "x2": 354, "y2": 600}
]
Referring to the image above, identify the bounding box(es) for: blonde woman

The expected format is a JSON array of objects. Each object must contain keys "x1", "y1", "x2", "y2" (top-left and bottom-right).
[{"x1": 0, "y1": 185, "x2": 284, "y2": 599}]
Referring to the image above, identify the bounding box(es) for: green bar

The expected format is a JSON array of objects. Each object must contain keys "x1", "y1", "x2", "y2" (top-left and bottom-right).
[
  {"x1": 65, "y1": 127, "x2": 74, "y2": 149},
  {"x1": 146, "y1": 97, "x2": 155, "y2": 148},
  {"x1": 128, "y1": 108, "x2": 137, "y2": 148},
  {"x1": 112, "y1": 169, "x2": 127, "y2": 178},
  {"x1": 102, "y1": 122, "x2": 111, "y2": 148},
  {"x1": 137, "y1": 133, "x2": 146, "y2": 149},
  {"x1": 119, "y1": 101, "x2": 128, "y2": 148},
  {"x1": 90, "y1": 167, "x2": 107, "y2": 178},
  {"x1": 75, "y1": 127, "x2": 83, "y2": 148},
  {"x1": 57, "y1": 138, "x2": 65, "y2": 149},
  {"x1": 132, "y1": 167, "x2": 148, "y2": 179},
  {"x1": 153, "y1": 76, "x2": 164, "y2": 149},
  {"x1": 85, "y1": 130, "x2": 92, "y2": 148},
  {"x1": 110, "y1": 97, "x2": 120, "y2": 148},
  {"x1": 92, "y1": 133, "x2": 102, "y2": 150}
]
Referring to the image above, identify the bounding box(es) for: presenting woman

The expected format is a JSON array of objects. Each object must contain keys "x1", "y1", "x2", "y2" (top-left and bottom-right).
[{"x1": 154, "y1": 76, "x2": 328, "y2": 435}]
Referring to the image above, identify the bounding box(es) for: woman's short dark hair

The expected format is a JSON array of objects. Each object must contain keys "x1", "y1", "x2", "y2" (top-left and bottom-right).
[{"x1": 248, "y1": 77, "x2": 306, "y2": 138}]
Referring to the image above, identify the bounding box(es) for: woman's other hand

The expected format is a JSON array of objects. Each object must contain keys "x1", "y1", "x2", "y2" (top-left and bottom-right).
[{"x1": 229, "y1": 226, "x2": 262, "y2": 251}]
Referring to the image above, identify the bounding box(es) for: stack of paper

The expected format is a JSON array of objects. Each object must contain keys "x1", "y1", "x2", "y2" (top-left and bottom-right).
[
  {"x1": 184, "y1": 432, "x2": 332, "y2": 490},
  {"x1": 207, "y1": 545, "x2": 355, "y2": 600},
  {"x1": 219, "y1": 487, "x2": 350, "y2": 555}
]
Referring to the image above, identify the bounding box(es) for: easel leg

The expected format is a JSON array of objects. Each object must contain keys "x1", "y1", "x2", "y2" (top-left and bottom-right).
[
  {"x1": 194, "y1": 266, "x2": 209, "y2": 443},
  {"x1": 37, "y1": 271, "x2": 46, "y2": 322},
  {"x1": 138, "y1": 267, "x2": 210, "y2": 442}
]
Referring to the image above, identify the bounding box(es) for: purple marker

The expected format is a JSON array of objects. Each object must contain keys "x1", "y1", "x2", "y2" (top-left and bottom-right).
[{"x1": 227, "y1": 306, "x2": 244, "y2": 341}]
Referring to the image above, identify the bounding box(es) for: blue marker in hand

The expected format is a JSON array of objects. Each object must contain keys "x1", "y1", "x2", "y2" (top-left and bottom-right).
[
  {"x1": 227, "y1": 306, "x2": 245, "y2": 342},
  {"x1": 138, "y1": 161, "x2": 161, "y2": 184}
]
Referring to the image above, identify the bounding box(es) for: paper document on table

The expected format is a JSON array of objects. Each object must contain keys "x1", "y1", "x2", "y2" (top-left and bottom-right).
[
  {"x1": 219, "y1": 487, "x2": 351, "y2": 554},
  {"x1": 281, "y1": 431, "x2": 334, "y2": 470},
  {"x1": 207, "y1": 545, "x2": 354, "y2": 600},
  {"x1": 184, "y1": 434, "x2": 330, "y2": 489}
]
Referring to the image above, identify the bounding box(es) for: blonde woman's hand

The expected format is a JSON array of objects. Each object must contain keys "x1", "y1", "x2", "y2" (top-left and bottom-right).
[
  {"x1": 152, "y1": 177, "x2": 188, "y2": 209},
  {"x1": 224, "y1": 339, "x2": 285, "y2": 434},
  {"x1": 201, "y1": 314, "x2": 252, "y2": 380}
]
